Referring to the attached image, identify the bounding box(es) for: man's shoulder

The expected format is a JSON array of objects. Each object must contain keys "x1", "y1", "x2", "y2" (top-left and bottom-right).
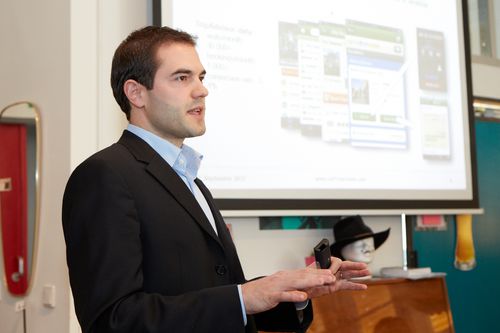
[
  {"x1": 67, "y1": 131, "x2": 156, "y2": 183},
  {"x1": 77, "y1": 131, "x2": 144, "y2": 167},
  {"x1": 71, "y1": 134, "x2": 144, "y2": 177},
  {"x1": 81, "y1": 142, "x2": 130, "y2": 166}
]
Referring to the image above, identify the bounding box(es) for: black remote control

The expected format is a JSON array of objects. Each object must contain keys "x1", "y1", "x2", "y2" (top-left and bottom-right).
[{"x1": 314, "y1": 238, "x2": 332, "y2": 269}]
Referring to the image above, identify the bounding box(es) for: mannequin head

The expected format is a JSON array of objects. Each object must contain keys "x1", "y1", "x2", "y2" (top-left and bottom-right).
[
  {"x1": 340, "y1": 237, "x2": 375, "y2": 263},
  {"x1": 330, "y1": 215, "x2": 390, "y2": 262}
]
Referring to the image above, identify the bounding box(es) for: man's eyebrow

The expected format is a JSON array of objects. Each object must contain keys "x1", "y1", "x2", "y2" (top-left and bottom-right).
[{"x1": 170, "y1": 68, "x2": 207, "y2": 76}]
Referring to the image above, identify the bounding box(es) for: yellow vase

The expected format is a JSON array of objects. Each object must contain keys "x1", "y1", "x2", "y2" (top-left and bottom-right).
[{"x1": 454, "y1": 214, "x2": 476, "y2": 271}]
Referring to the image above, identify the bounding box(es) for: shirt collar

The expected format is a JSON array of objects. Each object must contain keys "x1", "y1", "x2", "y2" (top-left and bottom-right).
[{"x1": 126, "y1": 124, "x2": 203, "y2": 181}]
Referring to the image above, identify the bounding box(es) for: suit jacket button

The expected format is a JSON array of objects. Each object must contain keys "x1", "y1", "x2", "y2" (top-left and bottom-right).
[{"x1": 215, "y1": 265, "x2": 227, "y2": 276}]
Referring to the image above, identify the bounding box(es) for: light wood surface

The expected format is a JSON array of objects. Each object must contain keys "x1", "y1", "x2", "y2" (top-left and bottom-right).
[{"x1": 261, "y1": 276, "x2": 454, "y2": 333}]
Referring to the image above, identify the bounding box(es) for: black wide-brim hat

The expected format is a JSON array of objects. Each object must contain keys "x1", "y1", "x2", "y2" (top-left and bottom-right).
[{"x1": 330, "y1": 215, "x2": 390, "y2": 259}]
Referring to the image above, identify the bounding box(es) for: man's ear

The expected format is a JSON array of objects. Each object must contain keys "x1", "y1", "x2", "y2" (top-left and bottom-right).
[{"x1": 123, "y1": 79, "x2": 146, "y2": 109}]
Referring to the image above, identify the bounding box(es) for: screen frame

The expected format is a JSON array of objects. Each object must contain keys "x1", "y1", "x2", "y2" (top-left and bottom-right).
[{"x1": 152, "y1": 0, "x2": 480, "y2": 215}]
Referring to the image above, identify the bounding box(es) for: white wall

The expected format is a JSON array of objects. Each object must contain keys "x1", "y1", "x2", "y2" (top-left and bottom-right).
[
  {"x1": 71, "y1": 0, "x2": 147, "y2": 167},
  {"x1": 0, "y1": 0, "x2": 148, "y2": 332},
  {"x1": 0, "y1": 0, "x2": 71, "y2": 332}
]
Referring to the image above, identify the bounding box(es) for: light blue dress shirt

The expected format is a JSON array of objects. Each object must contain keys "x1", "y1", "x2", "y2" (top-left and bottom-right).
[
  {"x1": 126, "y1": 124, "x2": 217, "y2": 233},
  {"x1": 126, "y1": 124, "x2": 247, "y2": 325}
]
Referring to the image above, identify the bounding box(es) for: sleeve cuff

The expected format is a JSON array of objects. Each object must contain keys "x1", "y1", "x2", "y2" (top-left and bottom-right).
[
  {"x1": 237, "y1": 284, "x2": 248, "y2": 326},
  {"x1": 294, "y1": 300, "x2": 309, "y2": 311}
]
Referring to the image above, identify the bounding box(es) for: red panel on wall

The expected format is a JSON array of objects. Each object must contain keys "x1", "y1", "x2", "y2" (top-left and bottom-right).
[{"x1": 0, "y1": 123, "x2": 28, "y2": 295}]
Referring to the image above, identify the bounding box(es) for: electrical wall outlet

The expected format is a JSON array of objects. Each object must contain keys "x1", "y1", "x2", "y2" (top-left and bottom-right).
[
  {"x1": 15, "y1": 300, "x2": 25, "y2": 312},
  {"x1": 42, "y1": 284, "x2": 56, "y2": 308}
]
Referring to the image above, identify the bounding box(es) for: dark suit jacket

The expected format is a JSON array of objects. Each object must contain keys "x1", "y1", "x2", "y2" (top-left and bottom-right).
[{"x1": 62, "y1": 130, "x2": 312, "y2": 333}]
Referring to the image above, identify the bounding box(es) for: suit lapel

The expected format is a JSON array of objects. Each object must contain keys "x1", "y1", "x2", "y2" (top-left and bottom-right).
[
  {"x1": 118, "y1": 131, "x2": 222, "y2": 247},
  {"x1": 195, "y1": 178, "x2": 232, "y2": 247},
  {"x1": 196, "y1": 178, "x2": 247, "y2": 283}
]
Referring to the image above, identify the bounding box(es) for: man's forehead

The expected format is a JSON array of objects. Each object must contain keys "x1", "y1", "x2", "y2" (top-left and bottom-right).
[{"x1": 155, "y1": 42, "x2": 203, "y2": 71}]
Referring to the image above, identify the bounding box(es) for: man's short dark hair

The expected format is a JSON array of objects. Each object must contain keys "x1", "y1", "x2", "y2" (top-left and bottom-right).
[{"x1": 111, "y1": 26, "x2": 197, "y2": 119}]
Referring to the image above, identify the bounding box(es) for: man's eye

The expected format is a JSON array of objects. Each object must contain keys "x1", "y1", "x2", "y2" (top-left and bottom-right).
[
  {"x1": 199, "y1": 75, "x2": 205, "y2": 82},
  {"x1": 176, "y1": 75, "x2": 188, "y2": 81}
]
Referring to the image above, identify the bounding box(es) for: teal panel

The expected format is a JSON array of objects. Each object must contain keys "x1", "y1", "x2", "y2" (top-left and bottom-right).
[{"x1": 414, "y1": 120, "x2": 500, "y2": 333}]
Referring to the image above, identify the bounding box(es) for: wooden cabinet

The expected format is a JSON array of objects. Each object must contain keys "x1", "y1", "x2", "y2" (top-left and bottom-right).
[{"x1": 307, "y1": 276, "x2": 454, "y2": 333}]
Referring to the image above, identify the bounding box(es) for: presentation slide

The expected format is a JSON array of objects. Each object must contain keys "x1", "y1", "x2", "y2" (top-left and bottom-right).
[{"x1": 161, "y1": 0, "x2": 474, "y2": 203}]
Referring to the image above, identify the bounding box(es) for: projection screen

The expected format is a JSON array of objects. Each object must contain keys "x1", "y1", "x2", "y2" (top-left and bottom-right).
[{"x1": 156, "y1": 0, "x2": 479, "y2": 215}]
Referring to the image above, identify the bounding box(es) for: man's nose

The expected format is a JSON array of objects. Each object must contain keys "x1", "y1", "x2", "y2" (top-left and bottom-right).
[{"x1": 193, "y1": 80, "x2": 209, "y2": 98}]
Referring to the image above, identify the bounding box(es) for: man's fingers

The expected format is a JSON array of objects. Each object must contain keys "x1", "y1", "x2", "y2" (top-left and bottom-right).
[
  {"x1": 305, "y1": 285, "x2": 333, "y2": 299},
  {"x1": 337, "y1": 280, "x2": 368, "y2": 291},
  {"x1": 340, "y1": 260, "x2": 368, "y2": 270},
  {"x1": 329, "y1": 257, "x2": 342, "y2": 273},
  {"x1": 278, "y1": 290, "x2": 309, "y2": 303},
  {"x1": 350, "y1": 268, "x2": 371, "y2": 278},
  {"x1": 285, "y1": 269, "x2": 335, "y2": 289},
  {"x1": 338, "y1": 268, "x2": 371, "y2": 280}
]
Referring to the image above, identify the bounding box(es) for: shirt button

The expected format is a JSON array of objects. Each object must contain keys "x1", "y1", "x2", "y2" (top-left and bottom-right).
[{"x1": 215, "y1": 265, "x2": 227, "y2": 276}]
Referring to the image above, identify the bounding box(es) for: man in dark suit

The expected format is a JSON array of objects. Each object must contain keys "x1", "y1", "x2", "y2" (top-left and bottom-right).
[{"x1": 62, "y1": 26, "x2": 370, "y2": 333}]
